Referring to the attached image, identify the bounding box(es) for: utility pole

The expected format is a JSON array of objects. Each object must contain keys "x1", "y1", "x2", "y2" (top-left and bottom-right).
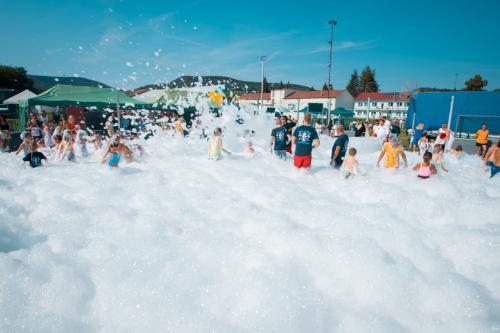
[
  {"x1": 327, "y1": 19, "x2": 337, "y2": 125},
  {"x1": 454, "y1": 73, "x2": 458, "y2": 91},
  {"x1": 259, "y1": 55, "x2": 267, "y2": 115},
  {"x1": 115, "y1": 89, "x2": 120, "y2": 129}
]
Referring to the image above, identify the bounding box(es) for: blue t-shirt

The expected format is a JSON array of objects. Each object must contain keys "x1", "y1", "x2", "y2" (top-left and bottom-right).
[
  {"x1": 23, "y1": 152, "x2": 46, "y2": 168},
  {"x1": 108, "y1": 152, "x2": 121, "y2": 167},
  {"x1": 412, "y1": 128, "x2": 423, "y2": 144},
  {"x1": 293, "y1": 125, "x2": 319, "y2": 156},
  {"x1": 271, "y1": 126, "x2": 288, "y2": 151},
  {"x1": 331, "y1": 134, "x2": 349, "y2": 160}
]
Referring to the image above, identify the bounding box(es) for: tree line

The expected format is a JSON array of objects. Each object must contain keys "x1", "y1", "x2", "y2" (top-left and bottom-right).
[{"x1": 0, "y1": 64, "x2": 496, "y2": 95}]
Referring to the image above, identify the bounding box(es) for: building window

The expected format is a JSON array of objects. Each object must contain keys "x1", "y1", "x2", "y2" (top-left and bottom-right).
[
  {"x1": 372, "y1": 102, "x2": 377, "y2": 107},
  {"x1": 388, "y1": 102, "x2": 393, "y2": 106},
  {"x1": 380, "y1": 103, "x2": 384, "y2": 108},
  {"x1": 405, "y1": 102, "x2": 409, "y2": 106},
  {"x1": 397, "y1": 102, "x2": 403, "y2": 106},
  {"x1": 358, "y1": 102, "x2": 363, "y2": 106}
]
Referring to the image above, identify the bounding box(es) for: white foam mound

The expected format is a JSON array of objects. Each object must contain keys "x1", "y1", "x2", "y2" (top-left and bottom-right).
[{"x1": 1, "y1": 114, "x2": 500, "y2": 332}]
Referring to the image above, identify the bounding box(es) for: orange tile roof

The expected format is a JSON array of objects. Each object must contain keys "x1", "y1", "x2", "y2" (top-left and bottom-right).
[{"x1": 239, "y1": 93, "x2": 271, "y2": 100}]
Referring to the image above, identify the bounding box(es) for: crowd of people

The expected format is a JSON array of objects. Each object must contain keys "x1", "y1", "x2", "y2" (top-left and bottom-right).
[
  {"x1": 269, "y1": 113, "x2": 499, "y2": 179},
  {"x1": 2, "y1": 109, "x2": 499, "y2": 179}
]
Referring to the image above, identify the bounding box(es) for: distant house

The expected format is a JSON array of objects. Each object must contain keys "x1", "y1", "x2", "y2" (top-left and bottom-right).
[
  {"x1": 238, "y1": 89, "x2": 354, "y2": 113},
  {"x1": 354, "y1": 92, "x2": 410, "y2": 120},
  {"x1": 238, "y1": 92, "x2": 273, "y2": 110}
]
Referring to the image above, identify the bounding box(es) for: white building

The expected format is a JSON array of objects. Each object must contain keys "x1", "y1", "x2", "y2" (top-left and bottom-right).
[
  {"x1": 354, "y1": 92, "x2": 410, "y2": 120},
  {"x1": 238, "y1": 92, "x2": 273, "y2": 110},
  {"x1": 238, "y1": 89, "x2": 354, "y2": 114}
]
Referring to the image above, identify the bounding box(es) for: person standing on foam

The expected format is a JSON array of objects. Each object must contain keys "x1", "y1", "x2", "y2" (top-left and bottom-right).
[{"x1": 292, "y1": 112, "x2": 320, "y2": 170}]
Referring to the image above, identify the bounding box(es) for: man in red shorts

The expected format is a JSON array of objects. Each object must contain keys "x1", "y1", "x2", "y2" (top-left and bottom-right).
[{"x1": 292, "y1": 113, "x2": 320, "y2": 169}]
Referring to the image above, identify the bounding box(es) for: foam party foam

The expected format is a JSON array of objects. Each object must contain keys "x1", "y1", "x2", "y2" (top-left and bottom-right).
[{"x1": 1, "y1": 105, "x2": 499, "y2": 332}]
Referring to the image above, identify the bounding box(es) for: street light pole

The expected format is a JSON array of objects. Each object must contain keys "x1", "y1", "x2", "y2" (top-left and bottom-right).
[
  {"x1": 327, "y1": 19, "x2": 337, "y2": 126},
  {"x1": 259, "y1": 55, "x2": 267, "y2": 115}
]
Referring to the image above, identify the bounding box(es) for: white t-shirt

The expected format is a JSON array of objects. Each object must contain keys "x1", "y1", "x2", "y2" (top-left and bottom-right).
[
  {"x1": 435, "y1": 128, "x2": 447, "y2": 145},
  {"x1": 374, "y1": 125, "x2": 387, "y2": 140}
]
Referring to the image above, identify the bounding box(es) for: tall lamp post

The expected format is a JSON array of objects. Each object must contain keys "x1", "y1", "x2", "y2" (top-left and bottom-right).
[
  {"x1": 327, "y1": 19, "x2": 336, "y2": 125},
  {"x1": 259, "y1": 55, "x2": 267, "y2": 114}
]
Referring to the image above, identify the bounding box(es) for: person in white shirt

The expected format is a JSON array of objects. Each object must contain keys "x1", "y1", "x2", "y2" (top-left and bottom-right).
[
  {"x1": 435, "y1": 123, "x2": 450, "y2": 148},
  {"x1": 374, "y1": 119, "x2": 388, "y2": 142}
]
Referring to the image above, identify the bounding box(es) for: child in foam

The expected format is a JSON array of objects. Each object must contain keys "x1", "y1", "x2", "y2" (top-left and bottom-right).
[
  {"x1": 244, "y1": 141, "x2": 255, "y2": 156},
  {"x1": 208, "y1": 128, "x2": 231, "y2": 161},
  {"x1": 376, "y1": 135, "x2": 408, "y2": 169},
  {"x1": 341, "y1": 148, "x2": 359, "y2": 179},
  {"x1": 413, "y1": 151, "x2": 438, "y2": 179},
  {"x1": 450, "y1": 145, "x2": 463, "y2": 159},
  {"x1": 59, "y1": 134, "x2": 76, "y2": 161},
  {"x1": 15, "y1": 133, "x2": 32, "y2": 157},
  {"x1": 484, "y1": 140, "x2": 500, "y2": 178},
  {"x1": 23, "y1": 142, "x2": 47, "y2": 168},
  {"x1": 102, "y1": 141, "x2": 121, "y2": 168},
  {"x1": 418, "y1": 132, "x2": 430, "y2": 156},
  {"x1": 432, "y1": 144, "x2": 448, "y2": 172}
]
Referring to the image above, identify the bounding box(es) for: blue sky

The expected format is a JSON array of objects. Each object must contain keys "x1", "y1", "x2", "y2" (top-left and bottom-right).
[{"x1": 1, "y1": 0, "x2": 499, "y2": 91}]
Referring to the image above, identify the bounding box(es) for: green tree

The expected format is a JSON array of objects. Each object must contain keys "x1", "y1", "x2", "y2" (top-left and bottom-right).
[
  {"x1": 0, "y1": 65, "x2": 34, "y2": 91},
  {"x1": 359, "y1": 66, "x2": 379, "y2": 93},
  {"x1": 263, "y1": 77, "x2": 271, "y2": 93},
  {"x1": 286, "y1": 81, "x2": 291, "y2": 88},
  {"x1": 322, "y1": 82, "x2": 333, "y2": 90},
  {"x1": 464, "y1": 74, "x2": 488, "y2": 91},
  {"x1": 346, "y1": 69, "x2": 360, "y2": 97}
]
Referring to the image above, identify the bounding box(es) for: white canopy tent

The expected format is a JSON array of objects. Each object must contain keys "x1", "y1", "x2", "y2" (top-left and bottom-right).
[{"x1": 3, "y1": 89, "x2": 37, "y2": 104}]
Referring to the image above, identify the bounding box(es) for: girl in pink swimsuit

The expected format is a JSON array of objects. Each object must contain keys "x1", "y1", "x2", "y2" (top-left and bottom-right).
[{"x1": 413, "y1": 152, "x2": 437, "y2": 179}]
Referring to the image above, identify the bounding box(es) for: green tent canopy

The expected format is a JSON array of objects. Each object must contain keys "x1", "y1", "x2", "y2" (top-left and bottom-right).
[
  {"x1": 332, "y1": 107, "x2": 354, "y2": 117},
  {"x1": 17, "y1": 84, "x2": 152, "y2": 130},
  {"x1": 297, "y1": 107, "x2": 332, "y2": 114},
  {"x1": 21, "y1": 84, "x2": 151, "y2": 108}
]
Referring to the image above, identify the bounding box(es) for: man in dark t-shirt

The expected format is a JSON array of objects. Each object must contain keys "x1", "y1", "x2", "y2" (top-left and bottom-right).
[
  {"x1": 292, "y1": 113, "x2": 320, "y2": 169},
  {"x1": 23, "y1": 143, "x2": 47, "y2": 168},
  {"x1": 330, "y1": 125, "x2": 349, "y2": 168},
  {"x1": 281, "y1": 115, "x2": 296, "y2": 154},
  {"x1": 270, "y1": 118, "x2": 290, "y2": 160}
]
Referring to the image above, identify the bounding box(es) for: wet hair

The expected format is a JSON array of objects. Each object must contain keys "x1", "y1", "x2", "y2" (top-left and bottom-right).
[
  {"x1": 455, "y1": 145, "x2": 463, "y2": 151},
  {"x1": 55, "y1": 134, "x2": 63, "y2": 142},
  {"x1": 421, "y1": 132, "x2": 427, "y2": 138},
  {"x1": 214, "y1": 128, "x2": 222, "y2": 136},
  {"x1": 110, "y1": 141, "x2": 119, "y2": 147},
  {"x1": 423, "y1": 151, "x2": 432, "y2": 163},
  {"x1": 348, "y1": 147, "x2": 357, "y2": 156}
]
